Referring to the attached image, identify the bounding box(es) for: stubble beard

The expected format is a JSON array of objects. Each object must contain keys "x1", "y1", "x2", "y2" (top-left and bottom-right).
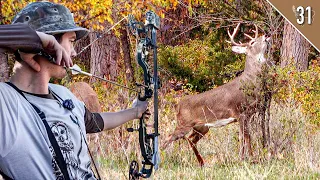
[{"x1": 51, "y1": 65, "x2": 67, "y2": 79}]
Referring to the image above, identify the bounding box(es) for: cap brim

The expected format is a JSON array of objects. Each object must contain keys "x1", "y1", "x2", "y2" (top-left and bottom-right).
[
  {"x1": 37, "y1": 24, "x2": 89, "y2": 40},
  {"x1": 45, "y1": 27, "x2": 89, "y2": 41}
]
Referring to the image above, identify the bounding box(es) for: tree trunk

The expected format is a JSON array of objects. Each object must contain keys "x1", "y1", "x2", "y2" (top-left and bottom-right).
[
  {"x1": 74, "y1": 35, "x2": 91, "y2": 68},
  {"x1": 90, "y1": 29, "x2": 120, "y2": 84},
  {"x1": 119, "y1": 24, "x2": 135, "y2": 85},
  {"x1": 104, "y1": 31, "x2": 120, "y2": 81},
  {"x1": 90, "y1": 31, "x2": 104, "y2": 80},
  {"x1": 280, "y1": 20, "x2": 310, "y2": 71},
  {"x1": 0, "y1": 52, "x2": 9, "y2": 82},
  {"x1": 0, "y1": 10, "x2": 9, "y2": 82}
]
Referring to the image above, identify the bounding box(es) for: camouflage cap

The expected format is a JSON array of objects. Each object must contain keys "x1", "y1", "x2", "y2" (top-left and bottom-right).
[{"x1": 12, "y1": 1, "x2": 89, "y2": 40}]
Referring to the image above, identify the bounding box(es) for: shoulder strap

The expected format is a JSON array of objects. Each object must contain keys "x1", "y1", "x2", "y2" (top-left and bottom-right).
[{"x1": 5, "y1": 82, "x2": 70, "y2": 180}]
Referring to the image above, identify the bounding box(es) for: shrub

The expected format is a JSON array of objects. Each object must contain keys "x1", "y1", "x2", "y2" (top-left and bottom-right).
[
  {"x1": 273, "y1": 60, "x2": 320, "y2": 125},
  {"x1": 158, "y1": 30, "x2": 245, "y2": 92}
]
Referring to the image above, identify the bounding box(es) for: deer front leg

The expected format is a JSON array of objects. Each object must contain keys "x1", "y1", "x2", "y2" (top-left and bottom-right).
[{"x1": 239, "y1": 114, "x2": 252, "y2": 160}]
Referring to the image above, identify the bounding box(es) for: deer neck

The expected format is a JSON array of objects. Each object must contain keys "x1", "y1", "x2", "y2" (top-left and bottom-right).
[{"x1": 242, "y1": 54, "x2": 264, "y2": 81}]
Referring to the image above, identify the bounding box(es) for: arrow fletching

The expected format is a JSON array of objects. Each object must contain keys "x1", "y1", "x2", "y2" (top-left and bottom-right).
[
  {"x1": 69, "y1": 64, "x2": 81, "y2": 75},
  {"x1": 69, "y1": 64, "x2": 92, "y2": 76}
]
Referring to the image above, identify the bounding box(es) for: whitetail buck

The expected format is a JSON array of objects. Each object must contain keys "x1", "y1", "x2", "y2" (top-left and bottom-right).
[
  {"x1": 70, "y1": 82, "x2": 101, "y2": 112},
  {"x1": 162, "y1": 23, "x2": 270, "y2": 166}
]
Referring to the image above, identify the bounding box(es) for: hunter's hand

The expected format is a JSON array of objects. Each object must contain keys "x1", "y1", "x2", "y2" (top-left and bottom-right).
[
  {"x1": 19, "y1": 32, "x2": 72, "y2": 72},
  {"x1": 132, "y1": 98, "x2": 150, "y2": 119},
  {"x1": 18, "y1": 51, "x2": 41, "y2": 72},
  {"x1": 36, "y1": 31, "x2": 72, "y2": 67}
]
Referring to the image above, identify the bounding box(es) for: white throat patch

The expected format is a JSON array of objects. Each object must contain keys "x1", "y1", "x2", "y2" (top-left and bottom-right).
[{"x1": 258, "y1": 53, "x2": 266, "y2": 63}]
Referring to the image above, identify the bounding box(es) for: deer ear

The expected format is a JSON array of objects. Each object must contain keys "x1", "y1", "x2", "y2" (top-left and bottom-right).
[{"x1": 232, "y1": 46, "x2": 247, "y2": 54}]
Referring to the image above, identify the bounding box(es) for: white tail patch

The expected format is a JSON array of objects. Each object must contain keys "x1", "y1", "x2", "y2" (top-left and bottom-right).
[
  {"x1": 258, "y1": 53, "x2": 266, "y2": 63},
  {"x1": 205, "y1": 118, "x2": 237, "y2": 127}
]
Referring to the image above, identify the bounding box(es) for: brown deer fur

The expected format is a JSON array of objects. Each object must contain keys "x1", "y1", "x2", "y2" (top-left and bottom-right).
[
  {"x1": 69, "y1": 82, "x2": 101, "y2": 112},
  {"x1": 162, "y1": 24, "x2": 270, "y2": 166}
]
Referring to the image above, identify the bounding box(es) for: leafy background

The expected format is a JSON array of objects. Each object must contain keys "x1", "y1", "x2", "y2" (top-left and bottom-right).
[{"x1": 1, "y1": 0, "x2": 320, "y2": 179}]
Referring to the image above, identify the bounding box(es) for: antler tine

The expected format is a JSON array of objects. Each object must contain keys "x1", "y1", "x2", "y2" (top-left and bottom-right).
[
  {"x1": 227, "y1": 23, "x2": 246, "y2": 46},
  {"x1": 244, "y1": 33, "x2": 254, "y2": 40},
  {"x1": 244, "y1": 24, "x2": 259, "y2": 43},
  {"x1": 227, "y1": 23, "x2": 241, "y2": 39},
  {"x1": 253, "y1": 24, "x2": 259, "y2": 39}
]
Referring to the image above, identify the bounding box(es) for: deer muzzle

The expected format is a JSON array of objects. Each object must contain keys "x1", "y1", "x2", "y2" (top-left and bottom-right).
[{"x1": 264, "y1": 34, "x2": 271, "y2": 42}]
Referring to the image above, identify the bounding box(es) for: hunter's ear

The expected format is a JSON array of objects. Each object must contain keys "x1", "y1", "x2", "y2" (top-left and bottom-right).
[{"x1": 232, "y1": 46, "x2": 247, "y2": 54}]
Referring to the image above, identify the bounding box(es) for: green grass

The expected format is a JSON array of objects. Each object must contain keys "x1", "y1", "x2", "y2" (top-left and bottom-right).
[
  {"x1": 96, "y1": 151, "x2": 320, "y2": 179},
  {"x1": 87, "y1": 95, "x2": 320, "y2": 180}
]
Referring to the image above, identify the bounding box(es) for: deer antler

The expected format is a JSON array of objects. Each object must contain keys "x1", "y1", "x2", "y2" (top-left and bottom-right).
[
  {"x1": 227, "y1": 24, "x2": 260, "y2": 46},
  {"x1": 244, "y1": 25, "x2": 259, "y2": 44},
  {"x1": 227, "y1": 23, "x2": 247, "y2": 47}
]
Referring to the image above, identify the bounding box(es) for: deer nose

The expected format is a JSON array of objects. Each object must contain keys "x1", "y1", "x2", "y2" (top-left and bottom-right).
[{"x1": 264, "y1": 34, "x2": 271, "y2": 42}]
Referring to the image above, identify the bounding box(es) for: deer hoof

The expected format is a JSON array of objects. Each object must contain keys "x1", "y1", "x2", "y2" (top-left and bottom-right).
[{"x1": 199, "y1": 161, "x2": 205, "y2": 168}]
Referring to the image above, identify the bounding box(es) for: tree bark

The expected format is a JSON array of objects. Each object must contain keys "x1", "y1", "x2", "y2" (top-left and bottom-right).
[
  {"x1": 0, "y1": 8, "x2": 9, "y2": 82},
  {"x1": 0, "y1": 52, "x2": 9, "y2": 82},
  {"x1": 74, "y1": 35, "x2": 91, "y2": 68},
  {"x1": 280, "y1": 20, "x2": 310, "y2": 71},
  {"x1": 90, "y1": 29, "x2": 120, "y2": 83},
  {"x1": 90, "y1": 31, "x2": 104, "y2": 80},
  {"x1": 119, "y1": 24, "x2": 135, "y2": 85},
  {"x1": 104, "y1": 31, "x2": 120, "y2": 81}
]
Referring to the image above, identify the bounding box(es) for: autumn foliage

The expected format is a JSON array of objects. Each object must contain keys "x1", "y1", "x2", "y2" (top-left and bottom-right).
[
  {"x1": 1, "y1": 0, "x2": 320, "y2": 179},
  {"x1": 1, "y1": 0, "x2": 198, "y2": 28}
]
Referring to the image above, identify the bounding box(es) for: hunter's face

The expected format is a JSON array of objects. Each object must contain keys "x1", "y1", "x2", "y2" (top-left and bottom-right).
[
  {"x1": 46, "y1": 31, "x2": 77, "y2": 79},
  {"x1": 60, "y1": 32, "x2": 77, "y2": 59}
]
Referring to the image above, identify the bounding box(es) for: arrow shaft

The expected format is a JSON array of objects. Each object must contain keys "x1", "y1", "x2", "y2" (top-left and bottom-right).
[
  {"x1": 91, "y1": 74, "x2": 138, "y2": 92},
  {"x1": 70, "y1": 68, "x2": 138, "y2": 92}
]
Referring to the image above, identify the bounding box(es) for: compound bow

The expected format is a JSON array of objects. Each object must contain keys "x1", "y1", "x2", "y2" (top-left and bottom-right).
[
  {"x1": 127, "y1": 11, "x2": 160, "y2": 179},
  {"x1": 72, "y1": 11, "x2": 161, "y2": 179}
]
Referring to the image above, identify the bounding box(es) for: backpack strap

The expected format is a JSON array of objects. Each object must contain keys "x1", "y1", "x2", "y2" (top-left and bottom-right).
[{"x1": 5, "y1": 82, "x2": 70, "y2": 180}]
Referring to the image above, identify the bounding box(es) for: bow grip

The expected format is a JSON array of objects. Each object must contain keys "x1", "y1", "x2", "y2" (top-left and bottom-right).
[{"x1": 138, "y1": 88, "x2": 153, "y2": 101}]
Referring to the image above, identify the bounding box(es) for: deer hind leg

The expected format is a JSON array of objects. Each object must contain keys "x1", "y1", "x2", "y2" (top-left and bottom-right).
[
  {"x1": 239, "y1": 116, "x2": 252, "y2": 160},
  {"x1": 186, "y1": 126, "x2": 209, "y2": 167}
]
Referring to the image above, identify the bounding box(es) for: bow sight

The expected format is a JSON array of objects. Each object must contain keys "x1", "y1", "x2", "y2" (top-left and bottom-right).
[{"x1": 127, "y1": 11, "x2": 160, "y2": 180}]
